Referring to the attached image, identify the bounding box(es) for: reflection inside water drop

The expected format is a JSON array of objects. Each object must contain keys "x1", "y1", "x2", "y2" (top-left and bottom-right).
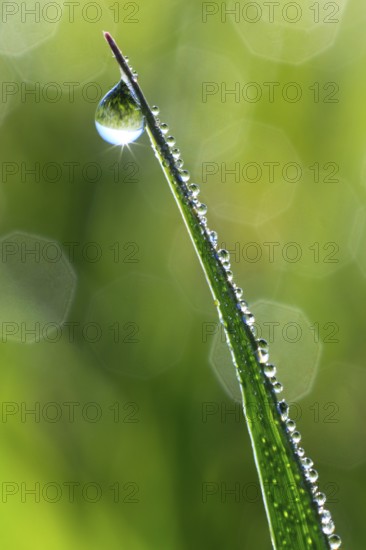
[{"x1": 95, "y1": 80, "x2": 145, "y2": 146}]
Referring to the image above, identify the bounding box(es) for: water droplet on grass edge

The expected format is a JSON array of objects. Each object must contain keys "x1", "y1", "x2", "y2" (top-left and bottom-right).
[{"x1": 95, "y1": 80, "x2": 145, "y2": 145}]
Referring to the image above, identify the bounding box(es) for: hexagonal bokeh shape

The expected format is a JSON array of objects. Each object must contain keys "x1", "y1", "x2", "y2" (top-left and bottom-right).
[
  {"x1": 7, "y1": 0, "x2": 116, "y2": 84},
  {"x1": 229, "y1": 0, "x2": 348, "y2": 64},
  {"x1": 258, "y1": 177, "x2": 360, "y2": 279},
  {"x1": 0, "y1": 232, "x2": 76, "y2": 343},
  {"x1": 301, "y1": 362, "x2": 366, "y2": 468},
  {"x1": 85, "y1": 272, "x2": 191, "y2": 379},
  {"x1": 209, "y1": 299, "x2": 322, "y2": 403},
  {"x1": 196, "y1": 120, "x2": 302, "y2": 227},
  {"x1": 150, "y1": 44, "x2": 249, "y2": 145},
  {"x1": 0, "y1": 0, "x2": 63, "y2": 56}
]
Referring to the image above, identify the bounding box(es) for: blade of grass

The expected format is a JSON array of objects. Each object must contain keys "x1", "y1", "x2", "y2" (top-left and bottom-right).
[{"x1": 102, "y1": 32, "x2": 341, "y2": 550}]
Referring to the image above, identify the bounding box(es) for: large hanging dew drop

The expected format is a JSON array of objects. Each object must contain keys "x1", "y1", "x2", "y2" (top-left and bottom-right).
[{"x1": 95, "y1": 80, "x2": 145, "y2": 146}]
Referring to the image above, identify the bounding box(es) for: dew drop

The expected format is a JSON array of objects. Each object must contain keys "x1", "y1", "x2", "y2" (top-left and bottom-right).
[
  {"x1": 243, "y1": 312, "x2": 255, "y2": 326},
  {"x1": 95, "y1": 80, "x2": 145, "y2": 146},
  {"x1": 209, "y1": 231, "x2": 218, "y2": 247},
  {"x1": 196, "y1": 203, "x2": 208, "y2": 216},
  {"x1": 323, "y1": 521, "x2": 335, "y2": 536},
  {"x1": 217, "y1": 249, "x2": 230, "y2": 262},
  {"x1": 188, "y1": 183, "x2": 200, "y2": 197},
  {"x1": 179, "y1": 170, "x2": 190, "y2": 182},
  {"x1": 297, "y1": 447, "x2": 305, "y2": 458},
  {"x1": 166, "y1": 136, "x2": 176, "y2": 146},
  {"x1": 256, "y1": 338, "x2": 269, "y2": 363},
  {"x1": 321, "y1": 510, "x2": 332, "y2": 525},
  {"x1": 314, "y1": 492, "x2": 326, "y2": 506},
  {"x1": 291, "y1": 431, "x2": 301, "y2": 444},
  {"x1": 257, "y1": 338, "x2": 268, "y2": 348},
  {"x1": 285, "y1": 419, "x2": 296, "y2": 433},
  {"x1": 172, "y1": 148, "x2": 180, "y2": 159},
  {"x1": 226, "y1": 270, "x2": 234, "y2": 282},
  {"x1": 301, "y1": 457, "x2": 314, "y2": 470},
  {"x1": 278, "y1": 400, "x2": 289, "y2": 421},
  {"x1": 234, "y1": 287, "x2": 243, "y2": 299},
  {"x1": 307, "y1": 469, "x2": 319, "y2": 483},
  {"x1": 273, "y1": 382, "x2": 283, "y2": 393},
  {"x1": 264, "y1": 364, "x2": 276, "y2": 377},
  {"x1": 176, "y1": 158, "x2": 184, "y2": 169},
  {"x1": 160, "y1": 122, "x2": 169, "y2": 135},
  {"x1": 238, "y1": 299, "x2": 248, "y2": 312},
  {"x1": 151, "y1": 105, "x2": 160, "y2": 115},
  {"x1": 132, "y1": 70, "x2": 138, "y2": 81},
  {"x1": 328, "y1": 534, "x2": 342, "y2": 549}
]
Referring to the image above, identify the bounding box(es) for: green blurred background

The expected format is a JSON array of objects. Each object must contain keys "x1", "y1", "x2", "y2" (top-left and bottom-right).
[{"x1": 0, "y1": 0, "x2": 364, "y2": 547}]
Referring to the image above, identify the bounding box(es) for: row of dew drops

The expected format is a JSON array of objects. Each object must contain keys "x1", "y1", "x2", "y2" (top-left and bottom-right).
[
  {"x1": 95, "y1": 55, "x2": 341, "y2": 549},
  {"x1": 153, "y1": 104, "x2": 341, "y2": 549},
  {"x1": 151, "y1": 103, "x2": 342, "y2": 549}
]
